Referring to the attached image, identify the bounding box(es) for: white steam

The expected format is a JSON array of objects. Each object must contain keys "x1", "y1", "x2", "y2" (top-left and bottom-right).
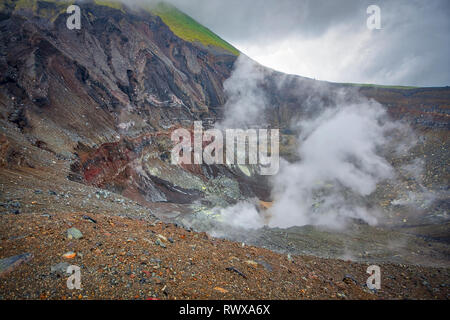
[
  {"x1": 215, "y1": 55, "x2": 414, "y2": 230},
  {"x1": 215, "y1": 200, "x2": 266, "y2": 230},
  {"x1": 268, "y1": 102, "x2": 394, "y2": 229},
  {"x1": 217, "y1": 55, "x2": 267, "y2": 129}
]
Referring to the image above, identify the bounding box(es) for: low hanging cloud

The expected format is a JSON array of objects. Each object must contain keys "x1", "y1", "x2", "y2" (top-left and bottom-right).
[
  {"x1": 167, "y1": 0, "x2": 450, "y2": 87},
  {"x1": 69, "y1": 0, "x2": 449, "y2": 86}
]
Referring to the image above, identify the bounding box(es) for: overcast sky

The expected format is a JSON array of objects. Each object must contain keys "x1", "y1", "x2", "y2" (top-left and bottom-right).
[{"x1": 165, "y1": 0, "x2": 450, "y2": 87}]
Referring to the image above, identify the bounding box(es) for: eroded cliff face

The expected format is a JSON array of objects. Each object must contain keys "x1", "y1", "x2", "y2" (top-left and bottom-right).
[
  {"x1": 0, "y1": 1, "x2": 235, "y2": 146},
  {"x1": 0, "y1": 1, "x2": 448, "y2": 218},
  {"x1": 0, "y1": 1, "x2": 252, "y2": 210}
]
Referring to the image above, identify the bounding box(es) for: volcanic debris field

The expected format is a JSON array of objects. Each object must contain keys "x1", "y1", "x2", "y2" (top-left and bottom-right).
[{"x1": 1, "y1": 209, "x2": 449, "y2": 300}]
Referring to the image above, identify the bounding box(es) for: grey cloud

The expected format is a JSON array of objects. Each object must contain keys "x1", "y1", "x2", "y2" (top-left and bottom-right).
[
  {"x1": 67, "y1": 0, "x2": 449, "y2": 86},
  {"x1": 163, "y1": 0, "x2": 450, "y2": 87}
]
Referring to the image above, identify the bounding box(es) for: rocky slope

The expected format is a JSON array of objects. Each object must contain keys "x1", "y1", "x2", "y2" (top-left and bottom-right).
[
  {"x1": 1, "y1": 211, "x2": 448, "y2": 299},
  {"x1": 0, "y1": 1, "x2": 275, "y2": 211}
]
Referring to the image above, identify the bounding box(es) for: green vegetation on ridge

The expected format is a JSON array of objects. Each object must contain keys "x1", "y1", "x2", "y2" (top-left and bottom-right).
[
  {"x1": 2, "y1": 0, "x2": 73, "y2": 21},
  {"x1": 93, "y1": 0, "x2": 124, "y2": 12},
  {"x1": 2, "y1": 0, "x2": 239, "y2": 55},
  {"x1": 340, "y1": 82, "x2": 418, "y2": 90},
  {"x1": 147, "y1": 2, "x2": 239, "y2": 55}
]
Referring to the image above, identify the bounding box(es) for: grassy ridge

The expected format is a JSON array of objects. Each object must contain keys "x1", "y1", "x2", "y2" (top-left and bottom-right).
[
  {"x1": 340, "y1": 82, "x2": 418, "y2": 90},
  {"x1": 2, "y1": 0, "x2": 73, "y2": 21},
  {"x1": 2, "y1": 0, "x2": 239, "y2": 55},
  {"x1": 93, "y1": 0, "x2": 124, "y2": 12},
  {"x1": 147, "y1": 2, "x2": 239, "y2": 55}
]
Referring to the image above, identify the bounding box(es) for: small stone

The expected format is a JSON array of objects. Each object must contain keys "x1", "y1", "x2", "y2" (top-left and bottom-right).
[
  {"x1": 10, "y1": 201, "x2": 21, "y2": 208},
  {"x1": 255, "y1": 259, "x2": 273, "y2": 272},
  {"x1": 156, "y1": 234, "x2": 167, "y2": 242},
  {"x1": 82, "y1": 215, "x2": 96, "y2": 223},
  {"x1": 343, "y1": 274, "x2": 358, "y2": 285},
  {"x1": 67, "y1": 227, "x2": 83, "y2": 240},
  {"x1": 226, "y1": 267, "x2": 247, "y2": 279},
  {"x1": 50, "y1": 262, "x2": 70, "y2": 275},
  {"x1": 214, "y1": 287, "x2": 228, "y2": 293},
  {"x1": 0, "y1": 253, "x2": 33, "y2": 277},
  {"x1": 62, "y1": 251, "x2": 76, "y2": 259},
  {"x1": 155, "y1": 239, "x2": 166, "y2": 248},
  {"x1": 245, "y1": 260, "x2": 259, "y2": 267},
  {"x1": 150, "y1": 258, "x2": 161, "y2": 265},
  {"x1": 336, "y1": 292, "x2": 346, "y2": 299}
]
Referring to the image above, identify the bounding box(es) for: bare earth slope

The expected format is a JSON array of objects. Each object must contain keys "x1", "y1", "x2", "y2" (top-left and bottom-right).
[{"x1": 1, "y1": 211, "x2": 448, "y2": 300}]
